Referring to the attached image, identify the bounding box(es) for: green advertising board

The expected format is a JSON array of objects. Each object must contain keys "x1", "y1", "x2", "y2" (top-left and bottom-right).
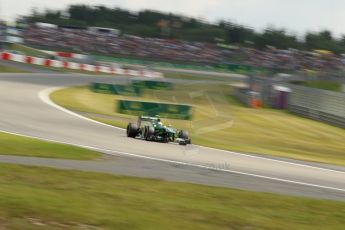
[
  {"x1": 90, "y1": 83, "x2": 142, "y2": 96},
  {"x1": 90, "y1": 81, "x2": 172, "y2": 96},
  {"x1": 132, "y1": 80, "x2": 173, "y2": 90},
  {"x1": 117, "y1": 100, "x2": 192, "y2": 120}
]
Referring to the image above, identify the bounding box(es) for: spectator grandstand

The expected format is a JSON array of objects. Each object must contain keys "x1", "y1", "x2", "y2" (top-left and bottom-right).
[{"x1": 23, "y1": 25, "x2": 345, "y2": 72}]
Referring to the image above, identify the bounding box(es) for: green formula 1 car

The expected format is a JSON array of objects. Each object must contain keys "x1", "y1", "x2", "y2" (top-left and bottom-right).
[{"x1": 126, "y1": 115, "x2": 191, "y2": 145}]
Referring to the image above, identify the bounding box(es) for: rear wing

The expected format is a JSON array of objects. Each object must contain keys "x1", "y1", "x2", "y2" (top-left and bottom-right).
[
  {"x1": 138, "y1": 115, "x2": 159, "y2": 126},
  {"x1": 139, "y1": 115, "x2": 159, "y2": 122}
]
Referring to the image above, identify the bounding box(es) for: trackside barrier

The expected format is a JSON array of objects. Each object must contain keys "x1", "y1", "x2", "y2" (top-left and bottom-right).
[
  {"x1": 90, "y1": 83, "x2": 143, "y2": 96},
  {"x1": 132, "y1": 80, "x2": 173, "y2": 89},
  {"x1": 90, "y1": 79, "x2": 173, "y2": 95},
  {"x1": 117, "y1": 100, "x2": 192, "y2": 120},
  {"x1": 40, "y1": 50, "x2": 88, "y2": 59},
  {"x1": 232, "y1": 87, "x2": 262, "y2": 109},
  {"x1": 0, "y1": 52, "x2": 163, "y2": 78},
  {"x1": 286, "y1": 84, "x2": 345, "y2": 128}
]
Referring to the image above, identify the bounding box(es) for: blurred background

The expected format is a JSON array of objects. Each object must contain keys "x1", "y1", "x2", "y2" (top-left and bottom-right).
[
  {"x1": 1, "y1": 1, "x2": 345, "y2": 229},
  {"x1": 1, "y1": 1, "x2": 345, "y2": 126},
  {"x1": 1, "y1": 1, "x2": 345, "y2": 74}
]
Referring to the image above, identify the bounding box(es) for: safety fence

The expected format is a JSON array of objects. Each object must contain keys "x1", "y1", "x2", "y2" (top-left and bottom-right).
[
  {"x1": 232, "y1": 76, "x2": 345, "y2": 128},
  {"x1": 232, "y1": 87, "x2": 263, "y2": 108},
  {"x1": 287, "y1": 84, "x2": 345, "y2": 128}
]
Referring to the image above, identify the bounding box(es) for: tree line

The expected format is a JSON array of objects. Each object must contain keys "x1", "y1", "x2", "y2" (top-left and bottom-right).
[{"x1": 21, "y1": 4, "x2": 345, "y2": 54}]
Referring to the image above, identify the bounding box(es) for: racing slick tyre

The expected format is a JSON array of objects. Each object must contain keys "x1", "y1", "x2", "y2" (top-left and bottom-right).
[
  {"x1": 162, "y1": 136, "x2": 170, "y2": 143},
  {"x1": 145, "y1": 126, "x2": 155, "y2": 141},
  {"x1": 127, "y1": 123, "x2": 138, "y2": 138},
  {"x1": 178, "y1": 130, "x2": 189, "y2": 140}
]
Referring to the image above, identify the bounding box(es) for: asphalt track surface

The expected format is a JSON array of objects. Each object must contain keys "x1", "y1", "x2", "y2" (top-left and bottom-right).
[{"x1": 0, "y1": 73, "x2": 345, "y2": 202}]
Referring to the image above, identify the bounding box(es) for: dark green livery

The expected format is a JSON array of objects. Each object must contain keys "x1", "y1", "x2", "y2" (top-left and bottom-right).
[{"x1": 126, "y1": 116, "x2": 191, "y2": 145}]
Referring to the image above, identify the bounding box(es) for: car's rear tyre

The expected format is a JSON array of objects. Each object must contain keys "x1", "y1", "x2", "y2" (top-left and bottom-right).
[
  {"x1": 163, "y1": 136, "x2": 170, "y2": 143},
  {"x1": 127, "y1": 123, "x2": 138, "y2": 138},
  {"x1": 178, "y1": 130, "x2": 189, "y2": 140},
  {"x1": 145, "y1": 126, "x2": 155, "y2": 141}
]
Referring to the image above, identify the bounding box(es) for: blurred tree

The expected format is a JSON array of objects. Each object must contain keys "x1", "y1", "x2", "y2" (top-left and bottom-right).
[
  {"x1": 305, "y1": 30, "x2": 343, "y2": 53},
  {"x1": 19, "y1": 4, "x2": 345, "y2": 52},
  {"x1": 255, "y1": 28, "x2": 300, "y2": 49}
]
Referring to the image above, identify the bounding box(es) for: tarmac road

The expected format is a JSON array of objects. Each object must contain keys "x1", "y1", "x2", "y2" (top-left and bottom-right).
[{"x1": 0, "y1": 73, "x2": 345, "y2": 201}]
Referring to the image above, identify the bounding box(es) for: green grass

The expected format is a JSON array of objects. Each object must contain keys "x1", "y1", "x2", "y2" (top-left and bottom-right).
[
  {"x1": 50, "y1": 84, "x2": 345, "y2": 166},
  {"x1": 0, "y1": 132, "x2": 101, "y2": 160},
  {"x1": 8, "y1": 44, "x2": 49, "y2": 57},
  {"x1": 302, "y1": 81, "x2": 343, "y2": 92},
  {"x1": 0, "y1": 163, "x2": 344, "y2": 229},
  {"x1": 0, "y1": 64, "x2": 28, "y2": 73}
]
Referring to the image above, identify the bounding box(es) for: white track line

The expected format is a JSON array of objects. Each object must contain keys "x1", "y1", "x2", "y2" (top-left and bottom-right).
[
  {"x1": 39, "y1": 87, "x2": 124, "y2": 131},
  {"x1": 2, "y1": 86, "x2": 342, "y2": 193},
  {"x1": 1, "y1": 128, "x2": 345, "y2": 193},
  {"x1": 39, "y1": 87, "x2": 345, "y2": 175}
]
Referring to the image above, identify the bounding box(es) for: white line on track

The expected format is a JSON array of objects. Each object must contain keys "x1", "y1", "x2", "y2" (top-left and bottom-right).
[
  {"x1": 39, "y1": 87, "x2": 345, "y2": 176},
  {"x1": 4, "y1": 86, "x2": 344, "y2": 193},
  {"x1": 37, "y1": 87, "x2": 345, "y2": 192},
  {"x1": 1, "y1": 128, "x2": 345, "y2": 193},
  {"x1": 39, "y1": 87, "x2": 124, "y2": 131}
]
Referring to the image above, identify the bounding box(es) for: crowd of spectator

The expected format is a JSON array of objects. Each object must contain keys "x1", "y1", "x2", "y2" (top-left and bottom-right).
[
  {"x1": 24, "y1": 26, "x2": 225, "y2": 64},
  {"x1": 24, "y1": 25, "x2": 345, "y2": 72},
  {"x1": 241, "y1": 48, "x2": 345, "y2": 72}
]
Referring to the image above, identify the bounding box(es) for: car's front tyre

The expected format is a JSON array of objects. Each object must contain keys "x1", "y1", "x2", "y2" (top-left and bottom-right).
[{"x1": 127, "y1": 123, "x2": 138, "y2": 138}]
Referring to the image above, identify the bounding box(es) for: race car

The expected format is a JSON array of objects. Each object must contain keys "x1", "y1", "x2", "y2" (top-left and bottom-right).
[{"x1": 126, "y1": 115, "x2": 191, "y2": 145}]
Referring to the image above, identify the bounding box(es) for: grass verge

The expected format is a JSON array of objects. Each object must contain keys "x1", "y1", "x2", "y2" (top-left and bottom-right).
[
  {"x1": 0, "y1": 132, "x2": 101, "y2": 160},
  {"x1": 50, "y1": 84, "x2": 345, "y2": 166},
  {"x1": 0, "y1": 163, "x2": 344, "y2": 229},
  {"x1": 302, "y1": 81, "x2": 342, "y2": 92},
  {"x1": 8, "y1": 44, "x2": 50, "y2": 57},
  {"x1": 0, "y1": 64, "x2": 28, "y2": 73}
]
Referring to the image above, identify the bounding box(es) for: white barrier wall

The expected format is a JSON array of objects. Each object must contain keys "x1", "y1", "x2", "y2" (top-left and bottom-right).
[{"x1": 0, "y1": 52, "x2": 163, "y2": 78}]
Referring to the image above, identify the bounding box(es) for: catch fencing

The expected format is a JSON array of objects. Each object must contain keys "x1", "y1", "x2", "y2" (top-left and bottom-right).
[
  {"x1": 286, "y1": 84, "x2": 345, "y2": 128},
  {"x1": 232, "y1": 75, "x2": 345, "y2": 128}
]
